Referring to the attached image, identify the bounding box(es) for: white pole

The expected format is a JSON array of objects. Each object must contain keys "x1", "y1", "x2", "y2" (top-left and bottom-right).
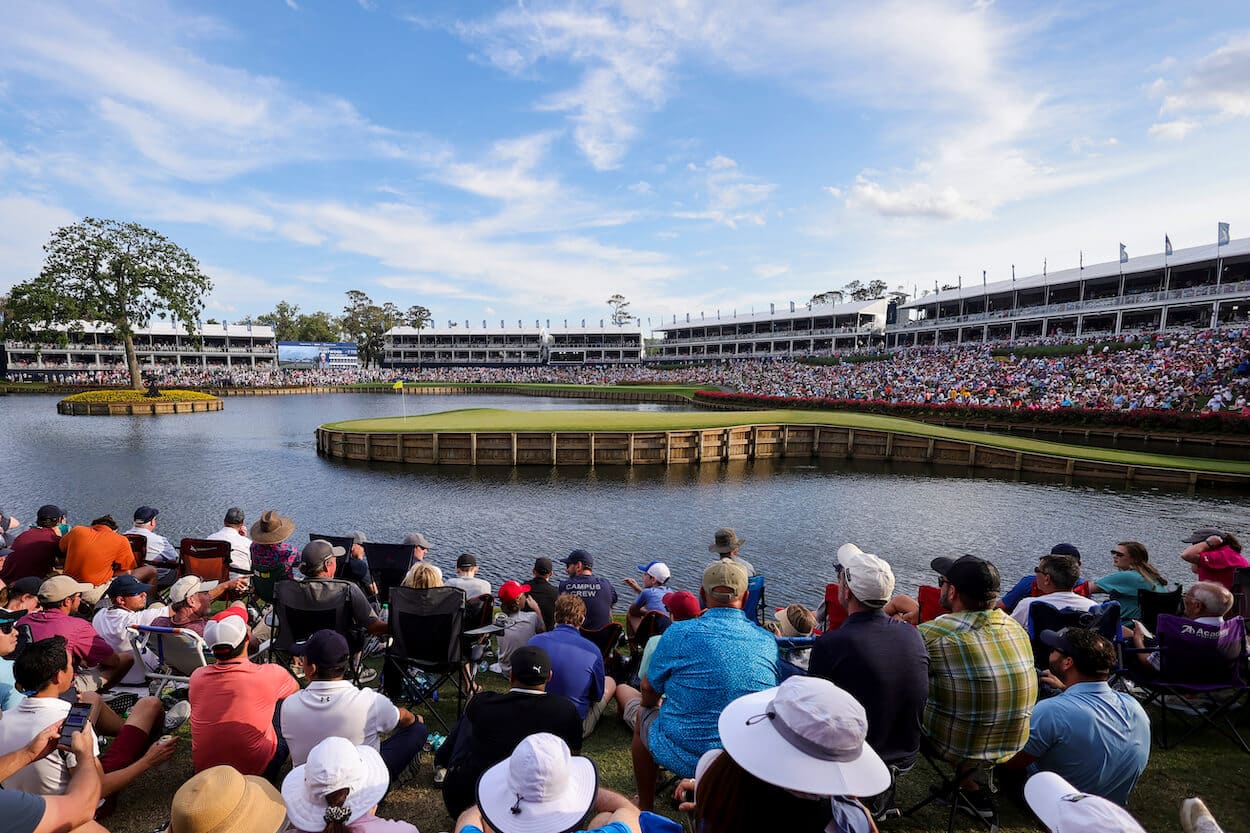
[{"x1": 401, "y1": 385, "x2": 407, "y2": 420}]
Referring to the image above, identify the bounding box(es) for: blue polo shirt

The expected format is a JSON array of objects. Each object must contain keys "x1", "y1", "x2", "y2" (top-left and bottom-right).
[
  {"x1": 634, "y1": 587, "x2": 667, "y2": 613},
  {"x1": 647, "y1": 607, "x2": 778, "y2": 776},
  {"x1": 1023, "y1": 680, "x2": 1150, "y2": 804},
  {"x1": 558, "y1": 574, "x2": 618, "y2": 630},
  {"x1": 529, "y1": 625, "x2": 604, "y2": 719},
  {"x1": 0, "y1": 657, "x2": 24, "y2": 710}
]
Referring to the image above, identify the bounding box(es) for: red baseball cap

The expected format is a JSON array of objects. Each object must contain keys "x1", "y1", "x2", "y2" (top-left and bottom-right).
[
  {"x1": 499, "y1": 580, "x2": 532, "y2": 604},
  {"x1": 663, "y1": 590, "x2": 702, "y2": 620}
]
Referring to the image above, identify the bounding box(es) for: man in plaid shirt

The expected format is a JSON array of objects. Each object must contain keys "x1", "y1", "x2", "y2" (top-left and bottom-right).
[{"x1": 919, "y1": 555, "x2": 1037, "y2": 771}]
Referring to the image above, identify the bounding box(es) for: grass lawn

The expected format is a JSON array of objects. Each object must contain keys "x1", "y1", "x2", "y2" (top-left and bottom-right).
[
  {"x1": 105, "y1": 662, "x2": 1250, "y2": 833},
  {"x1": 321, "y1": 408, "x2": 1250, "y2": 476}
]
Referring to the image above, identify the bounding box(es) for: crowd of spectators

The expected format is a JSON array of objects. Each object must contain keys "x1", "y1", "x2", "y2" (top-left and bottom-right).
[
  {"x1": 8, "y1": 327, "x2": 1249, "y2": 414},
  {"x1": 0, "y1": 499, "x2": 1244, "y2": 833}
]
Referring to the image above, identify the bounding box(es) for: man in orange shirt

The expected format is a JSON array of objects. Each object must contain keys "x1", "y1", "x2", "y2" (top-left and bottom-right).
[
  {"x1": 189, "y1": 608, "x2": 298, "y2": 782},
  {"x1": 58, "y1": 515, "x2": 157, "y2": 604}
]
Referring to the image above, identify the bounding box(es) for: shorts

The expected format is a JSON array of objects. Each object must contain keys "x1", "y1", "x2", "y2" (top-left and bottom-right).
[
  {"x1": 621, "y1": 697, "x2": 661, "y2": 751},
  {"x1": 81, "y1": 582, "x2": 111, "y2": 605},
  {"x1": 581, "y1": 691, "x2": 612, "y2": 738},
  {"x1": 100, "y1": 724, "x2": 154, "y2": 773}
]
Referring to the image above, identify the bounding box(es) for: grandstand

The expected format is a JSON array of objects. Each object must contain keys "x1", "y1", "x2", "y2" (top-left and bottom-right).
[{"x1": 383, "y1": 323, "x2": 643, "y2": 367}]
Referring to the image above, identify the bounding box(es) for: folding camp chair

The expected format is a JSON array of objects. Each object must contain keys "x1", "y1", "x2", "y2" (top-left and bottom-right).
[
  {"x1": 1025, "y1": 601, "x2": 1122, "y2": 670},
  {"x1": 623, "y1": 610, "x2": 670, "y2": 685},
  {"x1": 904, "y1": 752, "x2": 1000, "y2": 833},
  {"x1": 124, "y1": 533, "x2": 148, "y2": 568},
  {"x1": 744, "y1": 575, "x2": 766, "y2": 625},
  {"x1": 917, "y1": 584, "x2": 950, "y2": 623},
  {"x1": 819, "y1": 582, "x2": 849, "y2": 632},
  {"x1": 384, "y1": 585, "x2": 471, "y2": 733},
  {"x1": 579, "y1": 621, "x2": 626, "y2": 682},
  {"x1": 178, "y1": 538, "x2": 232, "y2": 583},
  {"x1": 271, "y1": 578, "x2": 371, "y2": 684},
  {"x1": 1129, "y1": 614, "x2": 1250, "y2": 753},
  {"x1": 1231, "y1": 568, "x2": 1250, "y2": 619},
  {"x1": 776, "y1": 635, "x2": 815, "y2": 680},
  {"x1": 1137, "y1": 586, "x2": 1183, "y2": 632},
  {"x1": 361, "y1": 542, "x2": 416, "y2": 605},
  {"x1": 127, "y1": 623, "x2": 209, "y2": 696}
]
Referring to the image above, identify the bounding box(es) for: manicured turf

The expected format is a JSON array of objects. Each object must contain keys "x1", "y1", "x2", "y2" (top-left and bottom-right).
[{"x1": 322, "y1": 408, "x2": 1250, "y2": 475}]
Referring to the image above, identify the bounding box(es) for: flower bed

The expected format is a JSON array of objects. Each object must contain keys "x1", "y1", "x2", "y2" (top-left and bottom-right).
[
  {"x1": 693, "y1": 390, "x2": 1250, "y2": 435},
  {"x1": 57, "y1": 389, "x2": 223, "y2": 416},
  {"x1": 61, "y1": 389, "x2": 220, "y2": 403}
]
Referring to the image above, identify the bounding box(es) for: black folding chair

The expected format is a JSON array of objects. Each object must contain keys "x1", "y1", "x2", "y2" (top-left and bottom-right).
[
  {"x1": 362, "y1": 542, "x2": 416, "y2": 606},
  {"x1": 1232, "y1": 568, "x2": 1250, "y2": 619},
  {"x1": 1137, "y1": 586, "x2": 1183, "y2": 632},
  {"x1": 1026, "y1": 601, "x2": 1122, "y2": 669},
  {"x1": 624, "y1": 611, "x2": 670, "y2": 685},
  {"x1": 384, "y1": 585, "x2": 471, "y2": 734},
  {"x1": 271, "y1": 578, "x2": 370, "y2": 684},
  {"x1": 579, "y1": 622, "x2": 626, "y2": 682}
]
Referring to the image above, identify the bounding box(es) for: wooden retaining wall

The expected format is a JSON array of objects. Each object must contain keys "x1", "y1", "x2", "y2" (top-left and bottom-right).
[
  {"x1": 204, "y1": 385, "x2": 696, "y2": 405},
  {"x1": 57, "y1": 399, "x2": 223, "y2": 416},
  {"x1": 314, "y1": 423, "x2": 1249, "y2": 490}
]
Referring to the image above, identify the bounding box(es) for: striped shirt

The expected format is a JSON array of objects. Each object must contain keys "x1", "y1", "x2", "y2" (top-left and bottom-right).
[{"x1": 919, "y1": 608, "x2": 1037, "y2": 764}]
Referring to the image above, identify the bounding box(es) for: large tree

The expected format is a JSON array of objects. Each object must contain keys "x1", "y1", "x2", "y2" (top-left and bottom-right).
[
  {"x1": 808, "y1": 290, "x2": 844, "y2": 308},
  {"x1": 296, "y1": 311, "x2": 340, "y2": 343},
  {"x1": 607, "y1": 293, "x2": 634, "y2": 325},
  {"x1": 4, "y1": 218, "x2": 212, "y2": 389},
  {"x1": 406, "y1": 304, "x2": 432, "y2": 330},
  {"x1": 340, "y1": 290, "x2": 402, "y2": 367},
  {"x1": 257, "y1": 300, "x2": 302, "y2": 342}
]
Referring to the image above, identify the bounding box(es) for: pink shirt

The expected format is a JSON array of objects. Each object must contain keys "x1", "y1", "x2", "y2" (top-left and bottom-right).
[
  {"x1": 17, "y1": 609, "x2": 114, "y2": 667},
  {"x1": 1197, "y1": 545, "x2": 1249, "y2": 589},
  {"x1": 189, "y1": 659, "x2": 298, "y2": 775}
]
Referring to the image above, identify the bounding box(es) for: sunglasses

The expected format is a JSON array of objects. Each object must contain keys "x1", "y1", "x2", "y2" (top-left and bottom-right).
[
  {"x1": 936, "y1": 577, "x2": 949, "y2": 587},
  {"x1": 0, "y1": 621, "x2": 16, "y2": 635}
]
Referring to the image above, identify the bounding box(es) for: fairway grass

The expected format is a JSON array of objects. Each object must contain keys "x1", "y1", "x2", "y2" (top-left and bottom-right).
[{"x1": 322, "y1": 408, "x2": 1250, "y2": 476}]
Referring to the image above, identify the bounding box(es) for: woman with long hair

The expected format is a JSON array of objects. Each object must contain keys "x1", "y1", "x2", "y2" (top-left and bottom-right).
[{"x1": 1089, "y1": 541, "x2": 1166, "y2": 622}]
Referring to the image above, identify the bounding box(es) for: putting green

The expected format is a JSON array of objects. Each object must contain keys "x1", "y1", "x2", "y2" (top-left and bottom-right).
[{"x1": 322, "y1": 408, "x2": 1250, "y2": 475}]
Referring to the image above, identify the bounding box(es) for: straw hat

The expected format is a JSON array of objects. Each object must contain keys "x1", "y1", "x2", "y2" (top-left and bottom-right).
[
  {"x1": 250, "y1": 510, "x2": 295, "y2": 544},
  {"x1": 169, "y1": 765, "x2": 287, "y2": 833}
]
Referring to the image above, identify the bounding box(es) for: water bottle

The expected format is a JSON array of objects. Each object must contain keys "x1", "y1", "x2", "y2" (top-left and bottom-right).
[{"x1": 381, "y1": 604, "x2": 389, "y2": 623}]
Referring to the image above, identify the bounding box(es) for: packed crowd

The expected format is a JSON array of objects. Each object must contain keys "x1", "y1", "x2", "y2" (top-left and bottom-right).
[
  {"x1": 8, "y1": 328, "x2": 1249, "y2": 414},
  {"x1": 0, "y1": 499, "x2": 1245, "y2": 833}
]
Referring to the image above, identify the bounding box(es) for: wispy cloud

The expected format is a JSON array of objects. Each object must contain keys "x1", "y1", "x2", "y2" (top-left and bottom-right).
[{"x1": 1149, "y1": 32, "x2": 1250, "y2": 139}]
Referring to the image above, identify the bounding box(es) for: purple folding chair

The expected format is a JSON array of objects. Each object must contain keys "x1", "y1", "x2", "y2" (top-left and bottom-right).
[{"x1": 1133, "y1": 614, "x2": 1250, "y2": 753}]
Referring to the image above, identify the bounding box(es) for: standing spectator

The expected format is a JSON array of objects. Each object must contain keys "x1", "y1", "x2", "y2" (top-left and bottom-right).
[
  {"x1": 18, "y1": 576, "x2": 134, "y2": 692},
  {"x1": 809, "y1": 543, "x2": 929, "y2": 769},
  {"x1": 59, "y1": 515, "x2": 156, "y2": 603},
  {"x1": 557, "y1": 550, "x2": 617, "y2": 631},
  {"x1": 189, "y1": 608, "x2": 299, "y2": 778},
  {"x1": 1011, "y1": 554, "x2": 1099, "y2": 629},
  {"x1": 494, "y1": 580, "x2": 544, "y2": 677},
  {"x1": 1006, "y1": 628, "x2": 1150, "y2": 804},
  {"x1": 919, "y1": 556, "x2": 1036, "y2": 816},
  {"x1": 445, "y1": 553, "x2": 491, "y2": 598},
  {"x1": 249, "y1": 510, "x2": 301, "y2": 581},
  {"x1": 206, "y1": 507, "x2": 253, "y2": 574},
  {"x1": 528, "y1": 595, "x2": 616, "y2": 738},
  {"x1": 626, "y1": 561, "x2": 778, "y2": 810},
  {"x1": 123, "y1": 506, "x2": 179, "y2": 587},
  {"x1": 0, "y1": 505, "x2": 64, "y2": 584},
  {"x1": 282, "y1": 738, "x2": 417, "y2": 833},
  {"x1": 707, "y1": 527, "x2": 756, "y2": 576},
  {"x1": 1088, "y1": 542, "x2": 1167, "y2": 623},
  {"x1": 1180, "y1": 528, "x2": 1248, "y2": 589},
  {"x1": 528, "y1": 557, "x2": 558, "y2": 631}
]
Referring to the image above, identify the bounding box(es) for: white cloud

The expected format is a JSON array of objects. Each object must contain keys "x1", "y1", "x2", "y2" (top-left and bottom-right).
[
  {"x1": 676, "y1": 155, "x2": 775, "y2": 228},
  {"x1": 846, "y1": 176, "x2": 977, "y2": 220},
  {"x1": 1148, "y1": 119, "x2": 1198, "y2": 141},
  {"x1": 0, "y1": 195, "x2": 78, "y2": 290},
  {"x1": 627, "y1": 181, "x2": 652, "y2": 194},
  {"x1": 754, "y1": 264, "x2": 789, "y2": 279}
]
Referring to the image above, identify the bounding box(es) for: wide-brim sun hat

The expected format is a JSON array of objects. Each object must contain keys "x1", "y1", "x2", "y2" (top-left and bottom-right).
[
  {"x1": 170, "y1": 765, "x2": 287, "y2": 833},
  {"x1": 1024, "y1": 771, "x2": 1145, "y2": 833},
  {"x1": 250, "y1": 509, "x2": 295, "y2": 544},
  {"x1": 718, "y1": 676, "x2": 890, "y2": 797},
  {"x1": 282, "y1": 738, "x2": 389, "y2": 832},
  {"x1": 476, "y1": 732, "x2": 598, "y2": 833}
]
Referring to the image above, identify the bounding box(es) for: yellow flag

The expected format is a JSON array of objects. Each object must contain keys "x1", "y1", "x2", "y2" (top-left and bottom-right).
[{"x1": 393, "y1": 381, "x2": 403, "y2": 390}]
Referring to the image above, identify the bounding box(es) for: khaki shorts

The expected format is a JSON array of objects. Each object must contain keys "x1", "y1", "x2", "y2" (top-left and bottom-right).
[
  {"x1": 620, "y1": 697, "x2": 661, "y2": 751},
  {"x1": 582, "y1": 690, "x2": 613, "y2": 738},
  {"x1": 81, "y1": 582, "x2": 111, "y2": 605}
]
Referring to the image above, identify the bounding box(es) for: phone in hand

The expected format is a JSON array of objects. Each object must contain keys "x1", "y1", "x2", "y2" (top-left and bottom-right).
[{"x1": 59, "y1": 702, "x2": 92, "y2": 750}]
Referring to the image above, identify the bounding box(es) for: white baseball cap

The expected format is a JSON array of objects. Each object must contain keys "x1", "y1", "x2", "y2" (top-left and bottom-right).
[
  {"x1": 836, "y1": 543, "x2": 895, "y2": 606},
  {"x1": 203, "y1": 609, "x2": 248, "y2": 653},
  {"x1": 475, "y1": 733, "x2": 597, "y2": 833},
  {"x1": 1024, "y1": 772, "x2": 1146, "y2": 833},
  {"x1": 637, "y1": 560, "x2": 671, "y2": 584},
  {"x1": 718, "y1": 676, "x2": 890, "y2": 797},
  {"x1": 170, "y1": 576, "x2": 219, "y2": 605}
]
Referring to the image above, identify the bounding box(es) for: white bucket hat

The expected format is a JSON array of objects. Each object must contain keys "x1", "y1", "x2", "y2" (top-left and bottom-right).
[
  {"x1": 718, "y1": 676, "x2": 890, "y2": 797},
  {"x1": 281, "y1": 737, "x2": 389, "y2": 832},
  {"x1": 476, "y1": 733, "x2": 598, "y2": 833},
  {"x1": 1024, "y1": 772, "x2": 1146, "y2": 833}
]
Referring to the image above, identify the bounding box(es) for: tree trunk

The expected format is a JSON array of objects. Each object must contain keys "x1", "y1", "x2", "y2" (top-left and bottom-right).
[{"x1": 124, "y1": 334, "x2": 143, "y2": 390}]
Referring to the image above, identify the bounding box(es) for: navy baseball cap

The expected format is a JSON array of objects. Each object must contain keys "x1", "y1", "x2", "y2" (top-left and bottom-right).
[
  {"x1": 562, "y1": 549, "x2": 593, "y2": 568},
  {"x1": 134, "y1": 506, "x2": 159, "y2": 523},
  {"x1": 291, "y1": 629, "x2": 350, "y2": 668},
  {"x1": 107, "y1": 574, "x2": 153, "y2": 598}
]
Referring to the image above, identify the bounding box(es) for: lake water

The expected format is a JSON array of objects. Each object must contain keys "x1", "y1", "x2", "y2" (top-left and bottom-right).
[{"x1": 2, "y1": 392, "x2": 1247, "y2": 607}]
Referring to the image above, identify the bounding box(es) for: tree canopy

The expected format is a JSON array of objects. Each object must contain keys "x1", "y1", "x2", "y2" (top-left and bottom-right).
[
  {"x1": 4, "y1": 218, "x2": 212, "y2": 389},
  {"x1": 257, "y1": 302, "x2": 342, "y2": 343},
  {"x1": 340, "y1": 290, "x2": 403, "y2": 367},
  {"x1": 607, "y1": 293, "x2": 634, "y2": 325}
]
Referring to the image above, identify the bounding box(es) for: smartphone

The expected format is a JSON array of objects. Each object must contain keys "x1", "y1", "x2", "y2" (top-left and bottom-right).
[{"x1": 59, "y1": 702, "x2": 92, "y2": 749}]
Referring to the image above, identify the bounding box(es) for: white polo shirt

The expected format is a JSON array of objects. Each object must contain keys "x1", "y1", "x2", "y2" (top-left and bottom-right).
[
  {"x1": 0, "y1": 697, "x2": 99, "y2": 795},
  {"x1": 279, "y1": 680, "x2": 400, "y2": 766},
  {"x1": 206, "y1": 526, "x2": 253, "y2": 573},
  {"x1": 92, "y1": 604, "x2": 171, "y2": 686}
]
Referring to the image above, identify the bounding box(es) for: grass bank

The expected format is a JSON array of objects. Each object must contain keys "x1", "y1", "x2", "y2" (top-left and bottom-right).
[{"x1": 321, "y1": 408, "x2": 1250, "y2": 476}]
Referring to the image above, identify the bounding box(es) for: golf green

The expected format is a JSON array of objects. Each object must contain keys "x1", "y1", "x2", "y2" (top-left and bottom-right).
[{"x1": 322, "y1": 408, "x2": 1250, "y2": 475}]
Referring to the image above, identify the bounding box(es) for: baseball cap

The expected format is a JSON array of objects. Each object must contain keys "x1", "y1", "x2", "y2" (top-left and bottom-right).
[
  {"x1": 1024, "y1": 771, "x2": 1146, "y2": 833},
  {"x1": 702, "y1": 560, "x2": 748, "y2": 602},
  {"x1": 0, "y1": 511, "x2": 19, "y2": 532},
  {"x1": 509, "y1": 645, "x2": 552, "y2": 687},
  {"x1": 107, "y1": 574, "x2": 153, "y2": 598},
  {"x1": 835, "y1": 543, "x2": 895, "y2": 607},
  {"x1": 291, "y1": 629, "x2": 350, "y2": 669},
  {"x1": 1183, "y1": 527, "x2": 1225, "y2": 544},
  {"x1": 301, "y1": 539, "x2": 344, "y2": 569},
  {"x1": 663, "y1": 590, "x2": 701, "y2": 620},
  {"x1": 930, "y1": 555, "x2": 1000, "y2": 599},
  {"x1": 1049, "y1": 543, "x2": 1081, "y2": 561},
  {"x1": 533, "y1": 557, "x2": 553, "y2": 575},
  {"x1": 223, "y1": 507, "x2": 246, "y2": 526},
  {"x1": 170, "y1": 575, "x2": 220, "y2": 604},
  {"x1": 350, "y1": 530, "x2": 368, "y2": 545},
  {"x1": 561, "y1": 549, "x2": 593, "y2": 568},
  {"x1": 402, "y1": 532, "x2": 431, "y2": 548},
  {"x1": 134, "y1": 506, "x2": 160, "y2": 523},
  {"x1": 457, "y1": 553, "x2": 478, "y2": 569},
  {"x1": 475, "y1": 733, "x2": 597, "y2": 833},
  {"x1": 38, "y1": 575, "x2": 94, "y2": 604},
  {"x1": 7, "y1": 576, "x2": 42, "y2": 599},
  {"x1": 204, "y1": 608, "x2": 249, "y2": 653},
  {"x1": 637, "y1": 561, "x2": 671, "y2": 584},
  {"x1": 498, "y1": 580, "x2": 532, "y2": 604},
  {"x1": 36, "y1": 504, "x2": 65, "y2": 524}
]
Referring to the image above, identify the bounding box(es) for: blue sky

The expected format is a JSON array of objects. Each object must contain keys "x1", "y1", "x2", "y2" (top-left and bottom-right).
[{"x1": 2, "y1": 1, "x2": 1249, "y2": 331}]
